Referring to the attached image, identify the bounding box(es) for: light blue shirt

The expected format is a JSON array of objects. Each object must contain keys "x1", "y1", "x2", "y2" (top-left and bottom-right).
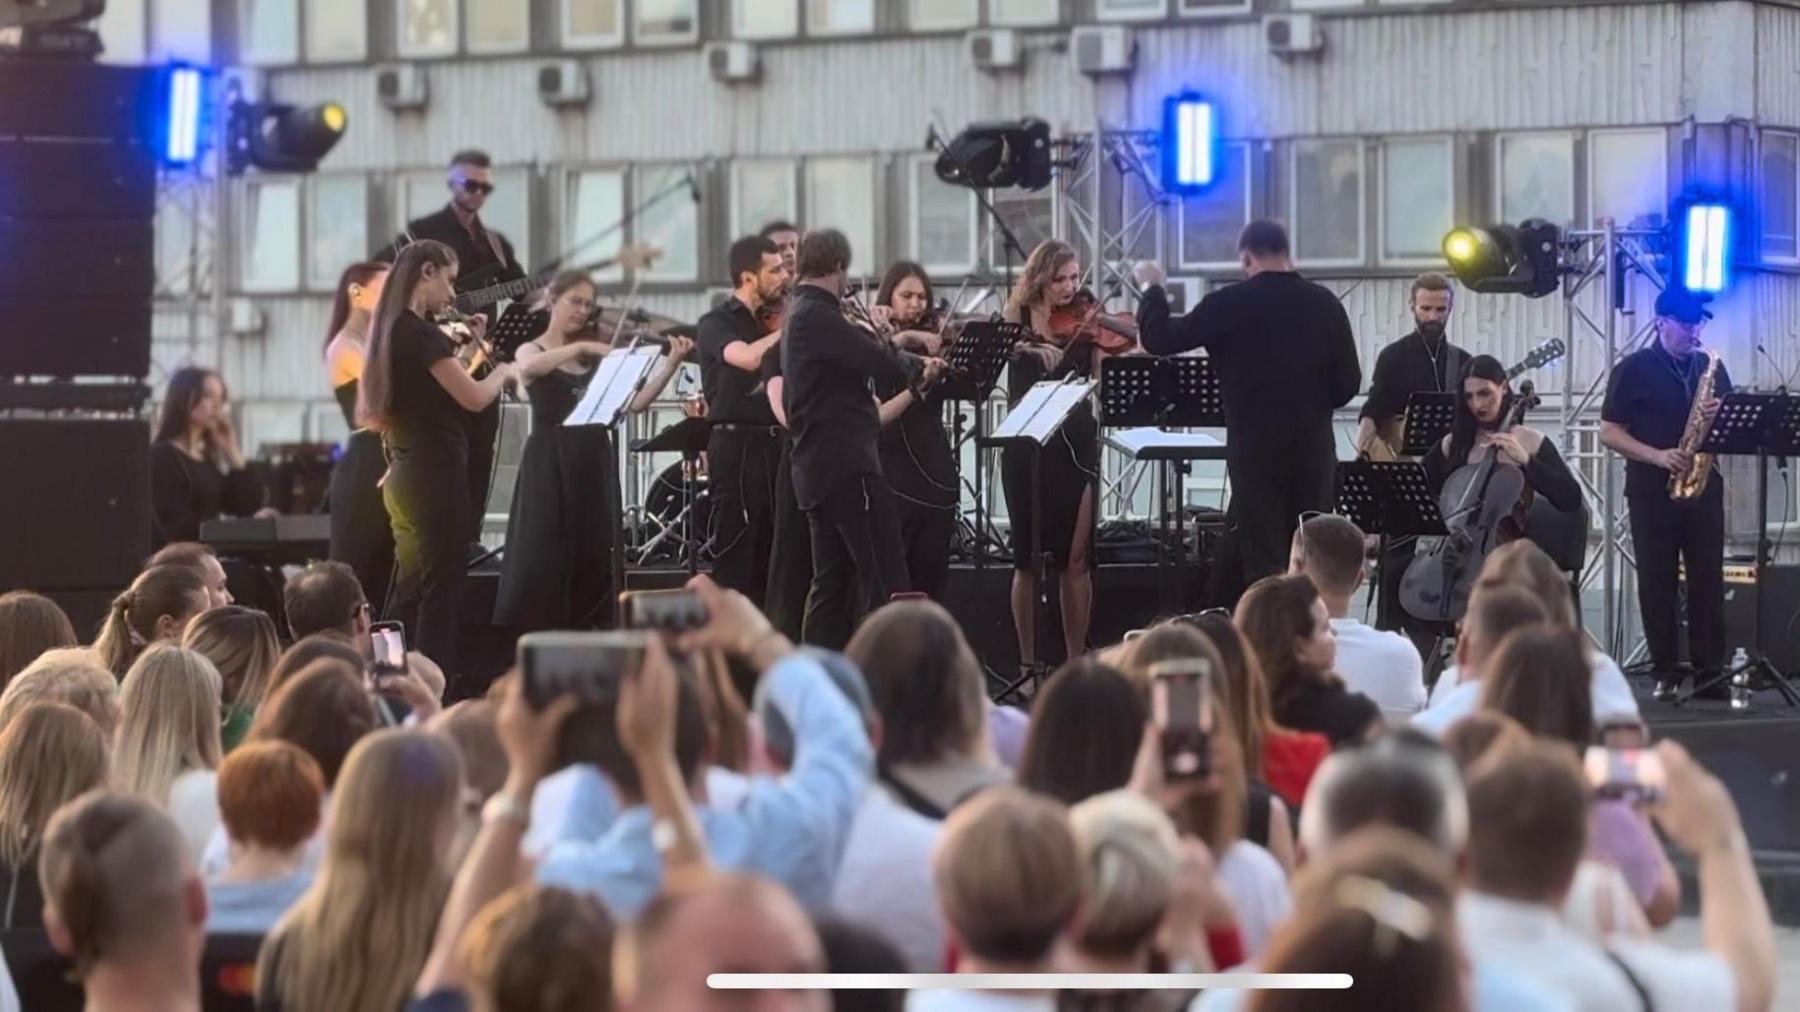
[
  {"x1": 536, "y1": 652, "x2": 871, "y2": 919},
  {"x1": 204, "y1": 869, "x2": 313, "y2": 935}
]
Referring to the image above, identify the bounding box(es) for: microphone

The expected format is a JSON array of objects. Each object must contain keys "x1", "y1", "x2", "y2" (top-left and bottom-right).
[
  {"x1": 1757, "y1": 344, "x2": 1789, "y2": 393},
  {"x1": 685, "y1": 171, "x2": 701, "y2": 204}
]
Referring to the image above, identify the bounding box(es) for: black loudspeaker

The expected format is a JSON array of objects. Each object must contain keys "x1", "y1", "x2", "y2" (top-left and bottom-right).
[
  {"x1": 1723, "y1": 563, "x2": 1800, "y2": 673},
  {"x1": 0, "y1": 219, "x2": 154, "y2": 298},
  {"x1": 0, "y1": 296, "x2": 152, "y2": 377},
  {"x1": 0, "y1": 140, "x2": 156, "y2": 219},
  {"x1": 0, "y1": 419, "x2": 149, "y2": 591},
  {"x1": 0, "y1": 60, "x2": 155, "y2": 139}
]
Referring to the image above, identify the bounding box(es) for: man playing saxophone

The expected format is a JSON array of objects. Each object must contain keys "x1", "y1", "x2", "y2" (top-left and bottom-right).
[{"x1": 1601, "y1": 288, "x2": 1731, "y2": 700}]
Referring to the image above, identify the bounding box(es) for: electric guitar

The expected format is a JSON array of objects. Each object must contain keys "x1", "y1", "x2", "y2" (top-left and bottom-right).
[
  {"x1": 451, "y1": 243, "x2": 663, "y2": 315},
  {"x1": 1362, "y1": 338, "x2": 1565, "y2": 461}
]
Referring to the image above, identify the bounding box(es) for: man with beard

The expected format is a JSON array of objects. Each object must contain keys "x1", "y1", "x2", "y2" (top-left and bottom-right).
[{"x1": 1355, "y1": 272, "x2": 1471, "y2": 634}]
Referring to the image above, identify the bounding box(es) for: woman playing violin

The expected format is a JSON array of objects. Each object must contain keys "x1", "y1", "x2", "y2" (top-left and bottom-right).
[
  {"x1": 1423, "y1": 355, "x2": 1581, "y2": 541},
  {"x1": 1000, "y1": 240, "x2": 1132, "y2": 673},
  {"x1": 873, "y1": 261, "x2": 958, "y2": 601}
]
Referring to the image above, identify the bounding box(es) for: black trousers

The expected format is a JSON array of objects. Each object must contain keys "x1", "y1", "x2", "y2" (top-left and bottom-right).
[
  {"x1": 466, "y1": 401, "x2": 500, "y2": 542},
  {"x1": 383, "y1": 441, "x2": 469, "y2": 674},
  {"x1": 1228, "y1": 442, "x2": 1337, "y2": 587},
  {"x1": 1628, "y1": 484, "x2": 1726, "y2": 672},
  {"x1": 764, "y1": 439, "x2": 815, "y2": 641},
  {"x1": 802, "y1": 473, "x2": 910, "y2": 650},
  {"x1": 897, "y1": 496, "x2": 956, "y2": 601},
  {"x1": 707, "y1": 428, "x2": 780, "y2": 609}
]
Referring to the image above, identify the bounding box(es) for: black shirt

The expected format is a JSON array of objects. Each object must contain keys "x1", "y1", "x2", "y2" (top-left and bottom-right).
[
  {"x1": 386, "y1": 310, "x2": 468, "y2": 453},
  {"x1": 1423, "y1": 434, "x2": 1583, "y2": 513},
  {"x1": 1274, "y1": 678, "x2": 1381, "y2": 748},
  {"x1": 877, "y1": 377, "x2": 957, "y2": 510},
  {"x1": 1359, "y1": 331, "x2": 1471, "y2": 424},
  {"x1": 150, "y1": 441, "x2": 263, "y2": 548},
  {"x1": 1602, "y1": 343, "x2": 1733, "y2": 498},
  {"x1": 697, "y1": 296, "x2": 778, "y2": 426},
  {"x1": 1137, "y1": 273, "x2": 1361, "y2": 455},
  {"x1": 381, "y1": 204, "x2": 524, "y2": 290},
  {"x1": 782, "y1": 284, "x2": 922, "y2": 509}
]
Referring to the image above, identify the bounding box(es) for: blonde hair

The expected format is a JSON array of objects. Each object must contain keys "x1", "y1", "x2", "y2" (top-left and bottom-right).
[
  {"x1": 181, "y1": 605, "x2": 280, "y2": 713},
  {"x1": 0, "y1": 647, "x2": 121, "y2": 739},
  {"x1": 1475, "y1": 541, "x2": 1576, "y2": 627},
  {"x1": 39, "y1": 791, "x2": 194, "y2": 979},
  {"x1": 112, "y1": 645, "x2": 222, "y2": 806},
  {"x1": 933, "y1": 786, "x2": 1081, "y2": 966},
  {"x1": 0, "y1": 703, "x2": 108, "y2": 866},
  {"x1": 263, "y1": 729, "x2": 462, "y2": 1012},
  {"x1": 1006, "y1": 240, "x2": 1077, "y2": 317},
  {"x1": 91, "y1": 564, "x2": 208, "y2": 677},
  {"x1": 1068, "y1": 791, "x2": 1181, "y2": 960}
]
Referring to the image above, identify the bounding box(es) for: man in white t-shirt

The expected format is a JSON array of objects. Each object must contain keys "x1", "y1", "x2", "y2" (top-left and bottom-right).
[
  {"x1": 1461, "y1": 740, "x2": 1774, "y2": 1012},
  {"x1": 1289, "y1": 513, "x2": 1425, "y2": 718},
  {"x1": 1411, "y1": 584, "x2": 1548, "y2": 736}
]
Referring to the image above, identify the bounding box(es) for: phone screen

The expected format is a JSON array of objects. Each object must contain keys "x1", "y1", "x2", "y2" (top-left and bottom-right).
[
  {"x1": 620, "y1": 590, "x2": 709, "y2": 632},
  {"x1": 370, "y1": 623, "x2": 406, "y2": 674},
  {"x1": 1149, "y1": 659, "x2": 1212, "y2": 780},
  {"x1": 1583, "y1": 746, "x2": 1666, "y2": 803}
]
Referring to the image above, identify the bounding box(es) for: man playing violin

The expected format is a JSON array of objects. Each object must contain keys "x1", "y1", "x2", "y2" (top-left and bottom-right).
[
  {"x1": 1422, "y1": 355, "x2": 1582, "y2": 539},
  {"x1": 757, "y1": 219, "x2": 813, "y2": 639},
  {"x1": 1133, "y1": 220, "x2": 1361, "y2": 601}
]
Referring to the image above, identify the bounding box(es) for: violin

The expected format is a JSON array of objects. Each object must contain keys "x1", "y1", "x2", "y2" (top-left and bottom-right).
[
  {"x1": 1044, "y1": 289, "x2": 1140, "y2": 356},
  {"x1": 756, "y1": 295, "x2": 786, "y2": 337}
]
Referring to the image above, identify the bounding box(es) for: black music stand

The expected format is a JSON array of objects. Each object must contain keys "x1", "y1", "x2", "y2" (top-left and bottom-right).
[
  {"x1": 489, "y1": 303, "x2": 547, "y2": 362},
  {"x1": 944, "y1": 321, "x2": 1023, "y2": 567},
  {"x1": 1400, "y1": 392, "x2": 1457, "y2": 457},
  {"x1": 632, "y1": 416, "x2": 713, "y2": 575},
  {"x1": 979, "y1": 378, "x2": 1096, "y2": 704},
  {"x1": 1686, "y1": 392, "x2": 1800, "y2": 707},
  {"x1": 1335, "y1": 461, "x2": 1446, "y2": 544}
]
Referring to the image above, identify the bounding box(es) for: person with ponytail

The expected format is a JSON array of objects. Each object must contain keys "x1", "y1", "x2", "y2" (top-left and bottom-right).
[
  {"x1": 324, "y1": 261, "x2": 397, "y2": 613},
  {"x1": 92, "y1": 563, "x2": 210, "y2": 678},
  {"x1": 358, "y1": 239, "x2": 519, "y2": 673},
  {"x1": 150, "y1": 366, "x2": 270, "y2": 549},
  {"x1": 494, "y1": 270, "x2": 692, "y2": 629}
]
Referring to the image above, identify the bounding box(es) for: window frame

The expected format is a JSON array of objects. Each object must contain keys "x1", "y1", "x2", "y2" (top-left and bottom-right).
[
  {"x1": 733, "y1": 0, "x2": 799, "y2": 39},
  {"x1": 1096, "y1": 0, "x2": 1169, "y2": 21},
  {"x1": 1490, "y1": 129, "x2": 1578, "y2": 229},
  {"x1": 730, "y1": 159, "x2": 800, "y2": 239},
  {"x1": 634, "y1": 163, "x2": 704, "y2": 283},
  {"x1": 1377, "y1": 134, "x2": 1456, "y2": 268},
  {"x1": 1175, "y1": 141, "x2": 1253, "y2": 272},
  {"x1": 909, "y1": 0, "x2": 980, "y2": 30},
  {"x1": 1759, "y1": 129, "x2": 1800, "y2": 267},
  {"x1": 305, "y1": 172, "x2": 371, "y2": 292},
  {"x1": 240, "y1": 0, "x2": 300, "y2": 66},
  {"x1": 239, "y1": 177, "x2": 303, "y2": 294},
  {"x1": 987, "y1": 0, "x2": 1059, "y2": 28},
  {"x1": 806, "y1": 0, "x2": 877, "y2": 36},
  {"x1": 395, "y1": 0, "x2": 459, "y2": 58},
  {"x1": 563, "y1": 165, "x2": 630, "y2": 283},
  {"x1": 804, "y1": 155, "x2": 881, "y2": 272},
  {"x1": 1584, "y1": 126, "x2": 1668, "y2": 230},
  {"x1": 908, "y1": 154, "x2": 980, "y2": 277},
  {"x1": 303, "y1": 0, "x2": 368, "y2": 63},
  {"x1": 634, "y1": 0, "x2": 702, "y2": 46},
  {"x1": 1288, "y1": 137, "x2": 1368, "y2": 269},
  {"x1": 561, "y1": 0, "x2": 626, "y2": 49},
  {"x1": 1176, "y1": 0, "x2": 1253, "y2": 17},
  {"x1": 464, "y1": 0, "x2": 532, "y2": 55}
]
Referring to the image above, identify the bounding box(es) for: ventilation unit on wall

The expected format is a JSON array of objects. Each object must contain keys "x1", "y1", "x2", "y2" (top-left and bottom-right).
[
  {"x1": 705, "y1": 41, "x2": 760, "y2": 84},
  {"x1": 1072, "y1": 25, "x2": 1135, "y2": 76},
  {"x1": 966, "y1": 29, "x2": 1021, "y2": 72},
  {"x1": 375, "y1": 64, "x2": 428, "y2": 110},
  {"x1": 537, "y1": 59, "x2": 590, "y2": 107},
  {"x1": 1264, "y1": 14, "x2": 1323, "y2": 57}
]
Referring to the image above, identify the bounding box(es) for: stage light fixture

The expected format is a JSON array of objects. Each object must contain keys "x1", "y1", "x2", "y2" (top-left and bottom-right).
[
  {"x1": 159, "y1": 64, "x2": 204, "y2": 167},
  {"x1": 1681, "y1": 202, "x2": 1731, "y2": 294},
  {"x1": 226, "y1": 99, "x2": 346, "y2": 174},
  {"x1": 1441, "y1": 219, "x2": 1561, "y2": 298},
  {"x1": 932, "y1": 117, "x2": 1053, "y2": 192},
  {"x1": 1162, "y1": 93, "x2": 1216, "y2": 193}
]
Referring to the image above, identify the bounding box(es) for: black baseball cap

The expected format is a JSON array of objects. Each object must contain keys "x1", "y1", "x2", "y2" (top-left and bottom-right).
[{"x1": 1654, "y1": 288, "x2": 1714, "y2": 324}]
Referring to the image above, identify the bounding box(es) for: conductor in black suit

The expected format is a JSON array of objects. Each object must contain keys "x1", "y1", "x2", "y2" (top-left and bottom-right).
[
  {"x1": 1133, "y1": 220, "x2": 1362, "y2": 597},
  {"x1": 378, "y1": 149, "x2": 527, "y2": 544}
]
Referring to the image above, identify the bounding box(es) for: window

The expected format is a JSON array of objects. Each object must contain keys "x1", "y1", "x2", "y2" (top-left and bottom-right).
[
  {"x1": 636, "y1": 0, "x2": 700, "y2": 44},
  {"x1": 397, "y1": 0, "x2": 456, "y2": 57},
  {"x1": 156, "y1": 0, "x2": 212, "y2": 63},
  {"x1": 400, "y1": 170, "x2": 449, "y2": 228},
  {"x1": 242, "y1": 180, "x2": 301, "y2": 292},
  {"x1": 304, "y1": 0, "x2": 367, "y2": 61},
  {"x1": 1588, "y1": 128, "x2": 1667, "y2": 228},
  {"x1": 241, "y1": 0, "x2": 299, "y2": 64},
  {"x1": 565, "y1": 169, "x2": 627, "y2": 280},
  {"x1": 479, "y1": 168, "x2": 532, "y2": 267},
  {"x1": 1291, "y1": 138, "x2": 1365, "y2": 266},
  {"x1": 467, "y1": 0, "x2": 530, "y2": 52},
  {"x1": 989, "y1": 0, "x2": 1058, "y2": 26},
  {"x1": 1098, "y1": 0, "x2": 1167, "y2": 20},
  {"x1": 1380, "y1": 137, "x2": 1453, "y2": 263},
  {"x1": 805, "y1": 157, "x2": 878, "y2": 271},
  {"x1": 563, "y1": 0, "x2": 624, "y2": 47},
  {"x1": 1178, "y1": 142, "x2": 1251, "y2": 269},
  {"x1": 95, "y1": 0, "x2": 145, "y2": 64},
  {"x1": 911, "y1": 157, "x2": 977, "y2": 274},
  {"x1": 1290, "y1": 0, "x2": 1359, "y2": 8},
  {"x1": 807, "y1": 0, "x2": 875, "y2": 33},
  {"x1": 1495, "y1": 131, "x2": 1575, "y2": 227},
  {"x1": 308, "y1": 175, "x2": 368, "y2": 290},
  {"x1": 988, "y1": 188, "x2": 1055, "y2": 269},
  {"x1": 1762, "y1": 132, "x2": 1798, "y2": 263},
  {"x1": 636, "y1": 164, "x2": 701, "y2": 281},
  {"x1": 732, "y1": 161, "x2": 797, "y2": 238},
  {"x1": 912, "y1": 0, "x2": 977, "y2": 28},
  {"x1": 1178, "y1": 0, "x2": 1252, "y2": 14},
  {"x1": 736, "y1": 0, "x2": 798, "y2": 37}
]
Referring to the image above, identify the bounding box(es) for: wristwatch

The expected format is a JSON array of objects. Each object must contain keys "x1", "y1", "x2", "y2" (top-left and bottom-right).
[{"x1": 481, "y1": 791, "x2": 531, "y2": 827}]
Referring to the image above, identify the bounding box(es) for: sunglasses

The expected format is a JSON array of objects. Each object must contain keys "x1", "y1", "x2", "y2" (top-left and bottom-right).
[{"x1": 460, "y1": 180, "x2": 496, "y2": 196}]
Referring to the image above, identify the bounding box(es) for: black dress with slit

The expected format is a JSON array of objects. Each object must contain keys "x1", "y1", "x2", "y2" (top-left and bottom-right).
[
  {"x1": 328, "y1": 379, "x2": 395, "y2": 613},
  {"x1": 1000, "y1": 347, "x2": 1099, "y2": 572},
  {"x1": 493, "y1": 358, "x2": 619, "y2": 629}
]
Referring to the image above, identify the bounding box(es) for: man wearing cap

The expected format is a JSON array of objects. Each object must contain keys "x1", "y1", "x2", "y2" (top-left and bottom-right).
[{"x1": 1600, "y1": 288, "x2": 1730, "y2": 700}]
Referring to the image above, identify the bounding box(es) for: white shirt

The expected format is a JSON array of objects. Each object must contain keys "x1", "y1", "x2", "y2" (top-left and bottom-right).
[
  {"x1": 830, "y1": 785, "x2": 945, "y2": 973},
  {"x1": 1190, "y1": 956, "x2": 1574, "y2": 1012},
  {"x1": 167, "y1": 769, "x2": 220, "y2": 864},
  {"x1": 1329, "y1": 617, "x2": 1426, "y2": 719},
  {"x1": 1426, "y1": 649, "x2": 1639, "y2": 724},
  {"x1": 1411, "y1": 680, "x2": 1483, "y2": 737},
  {"x1": 908, "y1": 992, "x2": 1055, "y2": 1012},
  {"x1": 1214, "y1": 841, "x2": 1290, "y2": 960},
  {"x1": 0, "y1": 941, "x2": 17, "y2": 1012},
  {"x1": 1458, "y1": 891, "x2": 1733, "y2": 1012}
]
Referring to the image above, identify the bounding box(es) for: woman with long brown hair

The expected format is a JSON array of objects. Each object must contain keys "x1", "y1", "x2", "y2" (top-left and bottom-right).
[
  {"x1": 494, "y1": 270, "x2": 691, "y2": 629},
  {"x1": 873, "y1": 260, "x2": 958, "y2": 600},
  {"x1": 1235, "y1": 574, "x2": 1381, "y2": 748},
  {"x1": 0, "y1": 590, "x2": 76, "y2": 690},
  {"x1": 1187, "y1": 610, "x2": 1329, "y2": 811},
  {"x1": 149, "y1": 366, "x2": 267, "y2": 548},
  {"x1": 358, "y1": 240, "x2": 518, "y2": 672},
  {"x1": 324, "y1": 261, "x2": 396, "y2": 613}
]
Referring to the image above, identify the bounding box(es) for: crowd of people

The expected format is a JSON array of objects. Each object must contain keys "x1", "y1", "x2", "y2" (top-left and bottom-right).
[{"x1": 0, "y1": 498, "x2": 1779, "y2": 1012}]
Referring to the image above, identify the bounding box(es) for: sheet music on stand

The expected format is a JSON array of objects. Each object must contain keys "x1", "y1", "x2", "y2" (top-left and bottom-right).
[
  {"x1": 1334, "y1": 461, "x2": 1446, "y2": 539},
  {"x1": 991, "y1": 380, "x2": 1096, "y2": 446},
  {"x1": 564, "y1": 347, "x2": 662, "y2": 428},
  {"x1": 942, "y1": 321, "x2": 1025, "y2": 401},
  {"x1": 1400, "y1": 392, "x2": 1457, "y2": 456},
  {"x1": 1099, "y1": 356, "x2": 1224, "y2": 428}
]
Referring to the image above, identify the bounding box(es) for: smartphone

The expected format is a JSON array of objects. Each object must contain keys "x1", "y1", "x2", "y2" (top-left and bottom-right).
[
  {"x1": 1583, "y1": 746, "x2": 1666, "y2": 803},
  {"x1": 370, "y1": 621, "x2": 407, "y2": 675},
  {"x1": 518, "y1": 631, "x2": 647, "y2": 771},
  {"x1": 619, "y1": 589, "x2": 709, "y2": 632},
  {"x1": 1149, "y1": 658, "x2": 1212, "y2": 781}
]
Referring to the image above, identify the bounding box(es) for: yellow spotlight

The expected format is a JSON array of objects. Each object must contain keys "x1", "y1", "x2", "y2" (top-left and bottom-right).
[
  {"x1": 322, "y1": 103, "x2": 347, "y2": 133},
  {"x1": 1444, "y1": 229, "x2": 1478, "y2": 264}
]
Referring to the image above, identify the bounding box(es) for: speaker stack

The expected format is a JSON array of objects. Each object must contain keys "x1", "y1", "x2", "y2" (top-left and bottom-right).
[{"x1": 0, "y1": 56, "x2": 159, "y2": 634}]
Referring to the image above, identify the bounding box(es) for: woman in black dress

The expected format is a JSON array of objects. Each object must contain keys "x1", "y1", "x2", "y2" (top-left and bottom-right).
[
  {"x1": 873, "y1": 261, "x2": 957, "y2": 601},
  {"x1": 358, "y1": 240, "x2": 518, "y2": 673},
  {"x1": 493, "y1": 271, "x2": 692, "y2": 629},
  {"x1": 323, "y1": 261, "x2": 393, "y2": 611},
  {"x1": 1423, "y1": 354, "x2": 1582, "y2": 528},
  {"x1": 150, "y1": 367, "x2": 267, "y2": 549}
]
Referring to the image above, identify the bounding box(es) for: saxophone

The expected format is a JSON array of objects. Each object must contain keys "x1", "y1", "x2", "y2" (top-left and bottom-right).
[{"x1": 1668, "y1": 348, "x2": 1723, "y2": 500}]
